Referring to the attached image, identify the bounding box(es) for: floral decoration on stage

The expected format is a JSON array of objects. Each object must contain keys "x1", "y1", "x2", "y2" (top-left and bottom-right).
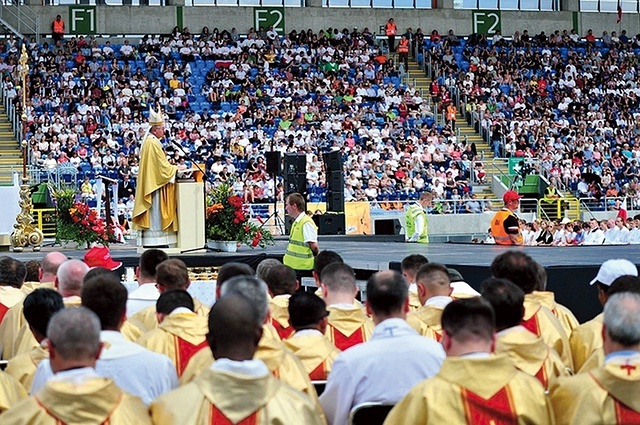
[
  {"x1": 205, "y1": 181, "x2": 274, "y2": 248},
  {"x1": 50, "y1": 186, "x2": 115, "y2": 248}
]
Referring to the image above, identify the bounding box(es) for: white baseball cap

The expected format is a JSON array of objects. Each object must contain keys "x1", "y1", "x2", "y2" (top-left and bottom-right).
[{"x1": 590, "y1": 259, "x2": 638, "y2": 286}]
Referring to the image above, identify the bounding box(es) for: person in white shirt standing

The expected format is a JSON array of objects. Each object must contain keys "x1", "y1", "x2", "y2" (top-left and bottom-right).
[
  {"x1": 320, "y1": 270, "x2": 445, "y2": 425},
  {"x1": 126, "y1": 249, "x2": 169, "y2": 317}
]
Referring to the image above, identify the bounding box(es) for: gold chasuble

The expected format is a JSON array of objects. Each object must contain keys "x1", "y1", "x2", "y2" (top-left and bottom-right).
[
  {"x1": 2, "y1": 377, "x2": 151, "y2": 424},
  {"x1": 495, "y1": 327, "x2": 569, "y2": 390},
  {"x1": 324, "y1": 307, "x2": 374, "y2": 351},
  {"x1": 385, "y1": 355, "x2": 553, "y2": 425},
  {"x1": 522, "y1": 298, "x2": 573, "y2": 371},
  {"x1": 0, "y1": 286, "x2": 25, "y2": 326},
  {"x1": 132, "y1": 132, "x2": 178, "y2": 232},
  {"x1": 0, "y1": 370, "x2": 27, "y2": 413},
  {"x1": 128, "y1": 299, "x2": 210, "y2": 339},
  {"x1": 569, "y1": 313, "x2": 604, "y2": 373},
  {"x1": 551, "y1": 353, "x2": 640, "y2": 424},
  {"x1": 269, "y1": 296, "x2": 294, "y2": 340},
  {"x1": 407, "y1": 305, "x2": 446, "y2": 342},
  {"x1": 151, "y1": 368, "x2": 323, "y2": 425},
  {"x1": 5, "y1": 344, "x2": 48, "y2": 390},
  {"x1": 136, "y1": 312, "x2": 209, "y2": 377},
  {"x1": 284, "y1": 333, "x2": 340, "y2": 380},
  {"x1": 20, "y1": 281, "x2": 55, "y2": 295},
  {"x1": 528, "y1": 291, "x2": 580, "y2": 337}
]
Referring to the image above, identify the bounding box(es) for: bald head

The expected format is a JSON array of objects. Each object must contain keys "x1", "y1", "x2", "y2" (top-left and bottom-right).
[
  {"x1": 41, "y1": 252, "x2": 68, "y2": 283},
  {"x1": 207, "y1": 295, "x2": 263, "y2": 361},
  {"x1": 57, "y1": 259, "x2": 90, "y2": 297}
]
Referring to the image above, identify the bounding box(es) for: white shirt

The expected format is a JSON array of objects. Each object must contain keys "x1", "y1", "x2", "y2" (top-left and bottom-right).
[
  {"x1": 31, "y1": 331, "x2": 178, "y2": 404},
  {"x1": 584, "y1": 228, "x2": 605, "y2": 245},
  {"x1": 126, "y1": 282, "x2": 160, "y2": 317},
  {"x1": 320, "y1": 318, "x2": 445, "y2": 425}
]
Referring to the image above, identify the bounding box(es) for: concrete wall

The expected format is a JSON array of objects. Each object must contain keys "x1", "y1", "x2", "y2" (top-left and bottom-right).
[{"x1": 26, "y1": 6, "x2": 638, "y2": 39}]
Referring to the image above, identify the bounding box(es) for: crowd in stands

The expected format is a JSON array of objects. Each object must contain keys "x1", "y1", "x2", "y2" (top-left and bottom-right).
[
  {"x1": 1, "y1": 248, "x2": 640, "y2": 423},
  {"x1": 2, "y1": 25, "x2": 485, "y2": 221},
  {"x1": 423, "y1": 27, "x2": 640, "y2": 211}
]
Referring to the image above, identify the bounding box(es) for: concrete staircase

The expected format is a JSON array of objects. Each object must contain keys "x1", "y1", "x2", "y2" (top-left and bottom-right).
[
  {"x1": 0, "y1": 4, "x2": 39, "y2": 40},
  {"x1": 0, "y1": 106, "x2": 22, "y2": 186},
  {"x1": 404, "y1": 58, "x2": 503, "y2": 206}
]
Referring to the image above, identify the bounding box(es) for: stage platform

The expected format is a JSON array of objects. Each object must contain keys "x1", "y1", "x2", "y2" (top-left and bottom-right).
[{"x1": 8, "y1": 236, "x2": 640, "y2": 323}]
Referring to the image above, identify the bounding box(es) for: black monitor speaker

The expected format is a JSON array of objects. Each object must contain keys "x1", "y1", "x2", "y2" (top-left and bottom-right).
[
  {"x1": 374, "y1": 219, "x2": 402, "y2": 235},
  {"x1": 326, "y1": 190, "x2": 345, "y2": 212},
  {"x1": 313, "y1": 212, "x2": 346, "y2": 235},
  {"x1": 265, "y1": 151, "x2": 281, "y2": 174}
]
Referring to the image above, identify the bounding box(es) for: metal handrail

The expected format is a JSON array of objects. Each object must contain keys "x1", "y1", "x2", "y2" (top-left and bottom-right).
[{"x1": 0, "y1": 3, "x2": 38, "y2": 39}]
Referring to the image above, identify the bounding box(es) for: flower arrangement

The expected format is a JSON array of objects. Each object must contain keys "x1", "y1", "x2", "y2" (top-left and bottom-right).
[
  {"x1": 206, "y1": 181, "x2": 274, "y2": 248},
  {"x1": 50, "y1": 186, "x2": 115, "y2": 248}
]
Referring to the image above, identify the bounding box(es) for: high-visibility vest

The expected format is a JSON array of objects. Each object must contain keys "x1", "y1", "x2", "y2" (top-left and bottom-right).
[
  {"x1": 53, "y1": 20, "x2": 64, "y2": 34},
  {"x1": 398, "y1": 39, "x2": 410, "y2": 53},
  {"x1": 491, "y1": 209, "x2": 523, "y2": 245},
  {"x1": 385, "y1": 22, "x2": 397, "y2": 36},
  {"x1": 406, "y1": 203, "x2": 429, "y2": 244},
  {"x1": 283, "y1": 214, "x2": 316, "y2": 271},
  {"x1": 446, "y1": 105, "x2": 457, "y2": 121}
]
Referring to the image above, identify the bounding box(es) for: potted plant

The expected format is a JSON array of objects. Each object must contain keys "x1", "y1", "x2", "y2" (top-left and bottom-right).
[{"x1": 205, "y1": 181, "x2": 274, "y2": 252}]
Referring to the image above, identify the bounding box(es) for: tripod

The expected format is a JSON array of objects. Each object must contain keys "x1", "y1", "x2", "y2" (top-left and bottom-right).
[{"x1": 261, "y1": 171, "x2": 286, "y2": 236}]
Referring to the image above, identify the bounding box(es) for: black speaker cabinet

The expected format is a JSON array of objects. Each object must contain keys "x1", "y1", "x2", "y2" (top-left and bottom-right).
[
  {"x1": 327, "y1": 170, "x2": 344, "y2": 191},
  {"x1": 284, "y1": 153, "x2": 306, "y2": 175},
  {"x1": 314, "y1": 212, "x2": 346, "y2": 235},
  {"x1": 284, "y1": 173, "x2": 307, "y2": 196},
  {"x1": 323, "y1": 150, "x2": 343, "y2": 172},
  {"x1": 326, "y1": 190, "x2": 345, "y2": 212},
  {"x1": 284, "y1": 215, "x2": 295, "y2": 234},
  {"x1": 374, "y1": 219, "x2": 402, "y2": 235},
  {"x1": 265, "y1": 151, "x2": 281, "y2": 174}
]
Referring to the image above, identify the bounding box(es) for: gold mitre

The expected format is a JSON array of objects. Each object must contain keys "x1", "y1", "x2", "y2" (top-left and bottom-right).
[{"x1": 148, "y1": 106, "x2": 165, "y2": 126}]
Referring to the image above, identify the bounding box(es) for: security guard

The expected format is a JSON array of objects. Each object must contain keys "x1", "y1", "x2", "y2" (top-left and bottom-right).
[
  {"x1": 283, "y1": 193, "x2": 318, "y2": 274},
  {"x1": 491, "y1": 190, "x2": 523, "y2": 245},
  {"x1": 406, "y1": 191, "x2": 432, "y2": 244}
]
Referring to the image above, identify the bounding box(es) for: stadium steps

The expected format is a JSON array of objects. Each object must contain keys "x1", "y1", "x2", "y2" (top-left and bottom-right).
[{"x1": 0, "y1": 108, "x2": 22, "y2": 186}]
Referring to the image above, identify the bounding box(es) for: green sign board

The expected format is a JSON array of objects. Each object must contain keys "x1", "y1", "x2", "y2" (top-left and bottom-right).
[
  {"x1": 254, "y1": 8, "x2": 285, "y2": 35},
  {"x1": 69, "y1": 6, "x2": 96, "y2": 35},
  {"x1": 472, "y1": 10, "x2": 501, "y2": 35}
]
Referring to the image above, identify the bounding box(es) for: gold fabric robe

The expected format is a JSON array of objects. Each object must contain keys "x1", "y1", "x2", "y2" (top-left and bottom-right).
[
  {"x1": 1, "y1": 377, "x2": 151, "y2": 424},
  {"x1": 179, "y1": 325, "x2": 324, "y2": 421},
  {"x1": 284, "y1": 333, "x2": 340, "y2": 380},
  {"x1": 132, "y1": 132, "x2": 178, "y2": 231},
  {"x1": 408, "y1": 291, "x2": 421, "y2": 312},
  {"x1": 269, "y1": 296, "x2": 294, "y2": 340},
  {"x1": 384, "y1": 354, "x2": 554, "y2": 425},
  {"x1": 5, "y1": 344, "x2": 48, "y2": 391},
  {"x1": 137, "y1": 312, "x2": 209, "y2": 377},
  {"x1": 151, "y1": 367, "x2": 323, "y2": 425},
  {"x1": 325, "y1": 306, "x2": 374, "y2": 351},
  {"x1": 20, "y1": 281, "x2": 55, "y2": 295},
  {"x1": 0, "y1": 370, "x2": 27, "y2": 413},
  {"x1": 0, "y1": 286, "x2": 25, "y2": 327},
  {"x1": 528, "y1": 291, "x2": 580, "y2": 337},
  {"x1": 128, "y1": 298, "x2": 209, "y2": 338},
  {"x1": 495, "y1": 327, "x2": 569, "y2": 390},
  {"x1": 522, "y1": 298, "x2": 573, "y2": 371},
  {"x1": 550, "y1": 353, "x2": 640, "y2": 425},
  {"x1": 569, "y1": 313, "x2": 603, "y2": 373},
  {"x1": 406, "y1": 304, "x2": 446, "y2": 342}
]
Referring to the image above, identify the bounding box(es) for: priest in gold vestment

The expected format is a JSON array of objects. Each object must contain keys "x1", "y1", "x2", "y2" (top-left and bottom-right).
[
  {"x1": 0, "y1": 371, "x2": 27, "y2": 413},
  {"x1": 151, "y1": 294, "x2": 323, "y2": 425},
  {"x1": 484, "y1": 278, "x2": 569, "y2": 390},
  {"x1": 385, "y1": 298, "x2": 553, "y2": 425},
  {"x1": 265, "y1": 264, "x2": 299, "y2": 340},
  {"x1": 551, "y1": 292, "x2": 640, "y2": 424},
  {"x1": 400, "y1": 254, "x2": 429, "y2": 311},
  {"x1": 2, "y1": 308, "x2": 151, "y2": 424},
  {"x1": 136, "y1": 289, "x2": 208, "y2": 377},
  {"x1": 5, "y1": 289, "x2": 64, "y2": 390},
  {"x1": 132, "y1": 106, "x2": 178, "y2": 247},
  {"x1": 284, "y1": 292, "x2": 340, "y2": 380},
  {"x1": 406, "y1": 263, "x2": 452, "y2": 341}
]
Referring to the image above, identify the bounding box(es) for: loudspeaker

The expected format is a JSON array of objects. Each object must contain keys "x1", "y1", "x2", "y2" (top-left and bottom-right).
[
  {"x1": 327, "y1": 171, "x2": 344, "y2": 191},
  {"x1": 265, "y1": 151, "x2": 281, "y2": 174},
  {"x1": 285, "y1": 154, "x2": 306, "y2": 175},
  {"x1": 314, "y1": 213, "x2": 345, "y2": 235},
  {"x1": 374, "y1": 219, "x2": 402, "y2": 235},
  {"x1": 326, "y1": 190, "x2": 345, "y2": 212},
  {"x1": 284, "y1": 215, "x2": 295, "y2": 235},
  {"x1": 285, "y1": 173, "x2": 307, "y2": 196},
  {"x1": 324, "y1": 151, "x2": 342, "y2": 172}
]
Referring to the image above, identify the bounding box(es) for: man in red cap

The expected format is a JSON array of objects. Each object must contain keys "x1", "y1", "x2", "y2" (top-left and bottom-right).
[
  {"x1": 83, "y1": 247, "x2": 122, "y2": 271},
  {"x1": 491, "y1": 190, "x2": 523, "y2": 245}
]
